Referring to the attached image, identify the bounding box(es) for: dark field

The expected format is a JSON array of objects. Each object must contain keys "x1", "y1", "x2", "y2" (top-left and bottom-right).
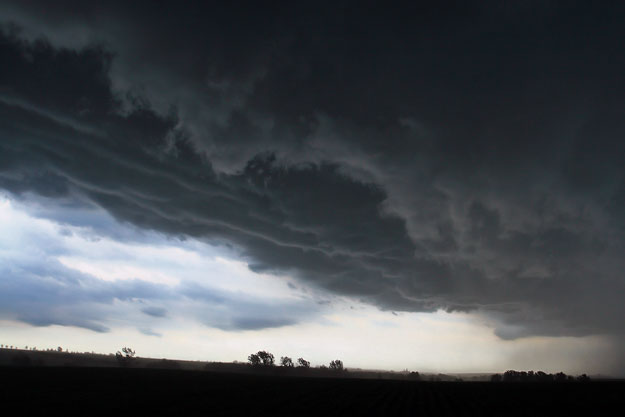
[{"x1": 1, "y1": 367, "x2": 622, "y2": 416}]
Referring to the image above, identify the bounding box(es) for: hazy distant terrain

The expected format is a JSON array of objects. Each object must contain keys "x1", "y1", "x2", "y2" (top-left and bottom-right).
[
  {"x1": 1, "y1": 349, "x2": 622, "y2": 416},
  {"x1": 0, "y1": 348, "x2": 458, "y2": 381}
]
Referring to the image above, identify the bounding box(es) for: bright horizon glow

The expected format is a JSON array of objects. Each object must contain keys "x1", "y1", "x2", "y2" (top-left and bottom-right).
[{"x1": 0, "y1": 194, "x2": 619, "y2": 375}]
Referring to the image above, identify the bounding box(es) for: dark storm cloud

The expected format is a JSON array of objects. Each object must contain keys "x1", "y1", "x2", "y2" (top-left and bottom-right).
[{"x1": 0, "y1": 1, "x2": 624, "y2": 341}]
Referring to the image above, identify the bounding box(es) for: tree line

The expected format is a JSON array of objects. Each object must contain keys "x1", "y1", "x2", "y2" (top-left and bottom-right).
[
  {"x1": 491, "y1": 370, "x2": 590, "y2": 382},
  {"x1": 247, "y1": 351, "x2": 344, "y2": 371}
]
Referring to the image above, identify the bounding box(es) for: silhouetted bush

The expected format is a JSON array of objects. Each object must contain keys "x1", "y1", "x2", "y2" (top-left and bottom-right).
[
  {"x1": 115, "y1": 347, "x2": 136, "y2": 367},
  {"x1": 297, "y1": 357, "x2": 310, "y2": 368},
  {"x1": 554, "y1": 372, "x2": 567, "y2": 382},
  {"x1": 280, "y1": 356, "x2": 294, "y2": 367},
  {"x1": 495, "y1": 370, "x2": 589, "y2": 382},
  {"x1": 535, "y1": 371, "x2": 553, "y2": 382},
  {"x1": 329, "y1": 359, "x2": 344, "y2": 371}
]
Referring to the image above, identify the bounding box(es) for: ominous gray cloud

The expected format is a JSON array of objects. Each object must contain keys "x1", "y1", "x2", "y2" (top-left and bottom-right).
[{"x1": 0, "y1": 1, "x2": 624, "y2": 345}]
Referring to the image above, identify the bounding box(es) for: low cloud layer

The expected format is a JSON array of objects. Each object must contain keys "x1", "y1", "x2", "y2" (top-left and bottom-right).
[
  {"x1": 0, "y1": 198, "x2": 317, "y2": 332},
  {"x1": 0, "y1": 2, "x2": 624, "y2": 346}
]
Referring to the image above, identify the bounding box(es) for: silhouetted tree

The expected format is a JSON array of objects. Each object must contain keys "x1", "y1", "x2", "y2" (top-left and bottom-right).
[
  {"x1": 503, "y1": 370, "x2": 523, "y2": 382},
  {"x1": 249, "y1": 351, "x2": 274, "y2": 366},
  {"x1": 577, "y1": 374, "x2": 590, "y2": 382},
  {"x1": 248, "y1": 353, "x2": 261, "y2": 366},
  {"x1": 490, "y1": 374, "x2": 502, "y2": 382},
  {"x1": 115, "y1": 347, "x2": 136, "y2": 367},
  {"x1": 280, "y1": 356, "x2": 294, "y2": 367},
  {"x1": 57, "y1": 346, "x2": 63, "y2": 352},
  {"x1": 329, "y1": 359, "x2": 344, "y2": 371},
  {"x1": 536, "y1": 371, "x2": 553, "y2": 382},
  {"x1": 499, "y1": 370, "x2": 586, "y2": 383},
  {"x1": 297, "y1": 357, "x2": 310, "y2": 368},
  {"x1": 257, "y1": 351, "x2": 275, "y2": 366}
]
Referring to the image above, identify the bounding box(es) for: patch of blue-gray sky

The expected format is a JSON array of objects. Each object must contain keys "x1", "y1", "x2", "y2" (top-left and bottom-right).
[{"x1": 0, "y1": 196, "x2": 320, "y2": 334}]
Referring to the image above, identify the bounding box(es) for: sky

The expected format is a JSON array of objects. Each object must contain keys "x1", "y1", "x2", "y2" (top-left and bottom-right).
[{"x1": 0, "y1": 1, "x2": 624, "y2": 375}]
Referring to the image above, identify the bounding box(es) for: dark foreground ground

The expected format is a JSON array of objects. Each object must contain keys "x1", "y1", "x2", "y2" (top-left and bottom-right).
[{"x1": 1, "y1": 367, "x2": 622, "y2": 416}]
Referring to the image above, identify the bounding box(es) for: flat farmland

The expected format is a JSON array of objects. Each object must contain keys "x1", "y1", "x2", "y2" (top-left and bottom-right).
[{"x1": 1, "y1": 367, "x2": 621, "y2": 416}]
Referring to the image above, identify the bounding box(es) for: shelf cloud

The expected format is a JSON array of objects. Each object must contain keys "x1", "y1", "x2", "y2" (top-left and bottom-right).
[{"x1": 0, "y1": 1, "x2": 624, "y2": 355}]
